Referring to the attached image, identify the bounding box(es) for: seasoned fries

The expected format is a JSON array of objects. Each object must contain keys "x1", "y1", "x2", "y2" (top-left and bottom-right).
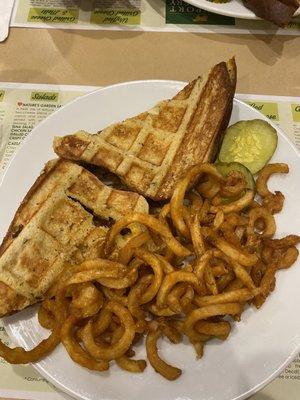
[
  {"x1": 0, "y1": 161, "x2": 299, "y2": 381},
  {"x1": 146, "y1": 328, "x2": 182, "y2": 381}
]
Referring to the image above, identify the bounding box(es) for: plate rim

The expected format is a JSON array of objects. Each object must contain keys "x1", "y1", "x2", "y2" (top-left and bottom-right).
[
  {"x1": 2, "y1": 79, "x2": 300, "y2": 400},
  {"x1": 183, "y1": 0, "x2": 300, "y2": 20}
]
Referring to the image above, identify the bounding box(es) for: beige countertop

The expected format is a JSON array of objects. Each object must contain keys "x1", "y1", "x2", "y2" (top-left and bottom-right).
[{"x1": 0, "y1": 28, "x2": 299, "y2": 96}]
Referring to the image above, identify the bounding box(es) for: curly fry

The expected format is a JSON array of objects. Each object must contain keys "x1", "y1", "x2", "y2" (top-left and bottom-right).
[
  {"x1": 204, "y1": 228, "x2": 258, "y2": 267},
  {"x1": 104, "y1": 213, "x2": 190, "y2": 258},
  {"x1": 262, "y1": 191, "x2": 285, "y2": 214},
  {"x1": 194, "y1": 288, "x2": 258, "y2": 307},
  {"x1": 257, "y1": 163, "x2": 289, "y2": 197},
  {"x1": 156, "y1": 319, "x2": 183, "y2": 344},
  {"x1": 98, "y1": 264, "x2": 139, "y2": 289},
  {"x1": 230, "y1": 260, "x2": 256, "y2": 290},
  {"x1": 61, "y1": 316, "x2": 109, "y2": 371},
  {"x1": 264, "y1": 235, "x2": 300, "y2": 249},
  {"x1": 204, "y1": 266, "x2": 218, "y2": 295},
  {"x1": 278, "y1": 246, "x2": 299, "y2": 269},
  {"x1": 70, "y1": 283, "x2": 103, "y2": 318},
  {"x1": 148, "y1": 303, "x2": 177, "y2": 317},
  {"x1": 170, "y1": 163, "x2": 223, "y2": 238},
  {"x1": 146, "y1": 329, "x2": 182, "y2": 381},
  {"x1": 159, "y1": 203, "x2": 171, "y2": 222},
  {"x1": 210, "y1": 190, "x2": 254, "y2": 214},
  {"x1": 156, "y1": 271, "x2": 201, "y2": 308},
  {"x1": 0, "y1": 299, "x2": 61, "y2": 364},
  {"x1": 184, "y1": 303, "x2": 244, "y2": 336},
  {"x1": 213, "y1": 210, "x2": 225, "y2": 230},
  {"x1": 128, "y1": 275, "x2": 152, "y2": 319},
  {"x1": 38, "y1": 299, "x2": 57, "y2": 330},
  {"x1": 247, "y1": 207, "x2": 276, "y2": 239},
  {"x1": 117, "y1": 231, "x2": 151, "y2": 265},
  {"x1": 133, "y1": 248, "x2": 164, "y2": 304},
  {"x1": 112, "y1": 327, "x2": 147, "y2": 373},
  {"x1": 197, "y1": 177, "x2": 221, "y2": 199},
  {"x1": 66, "y1": 267, "x2": 126, "y2": 286},
  {"x1": 189, "y1": 213, "x2": 206, "y2": 257},
  {"x1": 253, "y1": 257, "x2": 279, "y2": 309},
  {"x1": 81, "y1": 301, "x2": 135, "y2": 361},
  {"x1": 199, "y1": 199, "x2": 211, "y2": 223},
  {"x1": 195, "y1": 320, "x2": 231, "y2": 340},
  {"x1": 211, "y1": 263, "x2": 228, "y2": 277},
  {"x1": 116, "y1": 354, "x2": 146, "y2": 373},
  {"x1": 187, "y1": 191, "x2": 203, "y2": 214},
  {"x1": 167, "y1": 283, "x2": 194, "y2": 313},
  {"x1": 220, "y1": 171, "x2": 247, "y2": 198}
]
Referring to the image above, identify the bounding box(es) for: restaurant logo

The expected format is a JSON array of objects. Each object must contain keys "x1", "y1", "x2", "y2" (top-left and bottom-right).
[
  {"x1": 30, "y1": 91, "x2": 59, "y2": 102},
  {"x1": 0, "y1": 91, "x2": 5, "y2": 102},
  {"x1": 246, "y1": 101, "x2": 279, "y2": 121},
  {"x1": 292, "y1": 104, "x2": 300, "y2": 123}
]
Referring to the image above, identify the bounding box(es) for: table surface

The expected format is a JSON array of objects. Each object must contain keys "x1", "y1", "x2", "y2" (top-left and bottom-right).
[
  {"x1": 0, "y1": 27, "x2": 299, "y2": 400},
  {"x1": 0, "y1": 28, "x2": 300, "y2": 96}
]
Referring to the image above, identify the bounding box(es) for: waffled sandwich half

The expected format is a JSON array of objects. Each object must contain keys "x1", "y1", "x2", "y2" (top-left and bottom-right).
[
  {"x1": 0, "y1": 160, "x2": 148, "y2": 317},
  {"x1": 54, "y1": 58, "x2": 236, "y2": 201}
]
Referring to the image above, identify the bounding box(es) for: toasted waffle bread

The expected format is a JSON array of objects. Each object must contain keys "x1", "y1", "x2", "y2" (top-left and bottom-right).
[
  {"x1": 0, "y1": 160, "x2": 148, "y2": 317},
  {"x1": 53, "y1": 59, "x2": 236, "y2": 201},
  {"x1": 242, "y1": 0, "x2": 299, "y2": 26}
]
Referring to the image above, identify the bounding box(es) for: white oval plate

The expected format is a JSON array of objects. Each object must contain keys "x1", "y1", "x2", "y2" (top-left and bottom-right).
[
  {"x1": 1, "y1": 80, "x2": 300, "y2": 400},
  {"x1": 186, "y1": 0, "x2": 300, "y2": 20}
]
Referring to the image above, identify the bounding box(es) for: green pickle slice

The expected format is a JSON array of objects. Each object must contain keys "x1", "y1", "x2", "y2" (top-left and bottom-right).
[
  {"x1": 218, "y1": 119, "x2": 278, "y2": 174},
  {"x1": 215, "y1": 162, "x2": 255, "y2": 190}
]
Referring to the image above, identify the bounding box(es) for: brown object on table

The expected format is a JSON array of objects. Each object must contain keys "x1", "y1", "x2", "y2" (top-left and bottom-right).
[
  {"x1": 242, "y1": 0, "x2": 299, "y2": 27},
  {"x1": 54, "y1": 59, "x2": 236, "y2": 201}
]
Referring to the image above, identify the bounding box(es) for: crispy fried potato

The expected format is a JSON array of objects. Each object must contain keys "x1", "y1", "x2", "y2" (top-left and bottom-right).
[
  {"x1": 257, "y1": 163, "x2": 289, "y2": 197},
  {"x1": 2, "y1": 159, "x2": 298, "y2": 382},
  {"x1": 81, "y1": 301, "x2": 135, "y2": 361},
  {"x1": 61, "y1": 316, "x2": 109, "y2": 371},
  {"x1": 104, "y1": 213, "x2": 190, "y2": 258},
  {"x1": 146, "y1": 329, "x2": 182, "y2": 381}
]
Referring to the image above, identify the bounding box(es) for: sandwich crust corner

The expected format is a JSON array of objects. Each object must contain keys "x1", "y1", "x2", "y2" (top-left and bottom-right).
[
  {"x1": 54, "y1": 59, "x2": 237, "y2": 201},
  {"x1": 0, "y1": 159, "x2": 148, "y2": 317}
]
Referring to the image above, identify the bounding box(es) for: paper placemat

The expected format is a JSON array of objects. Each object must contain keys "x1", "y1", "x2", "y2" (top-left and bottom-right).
[
  {"x1": 0, "y1": 82, "x2": 299, "y2": 400},
  {"x1": 10, "y1": 0, "x2": 300, "y2": 35}
]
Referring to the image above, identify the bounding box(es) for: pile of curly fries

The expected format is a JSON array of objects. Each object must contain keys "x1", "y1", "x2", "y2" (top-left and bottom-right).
[{"x1": 0, "y1": 162, "x2": 299, "y2": 381}]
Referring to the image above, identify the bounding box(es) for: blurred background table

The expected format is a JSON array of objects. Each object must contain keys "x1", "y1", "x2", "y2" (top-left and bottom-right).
[{"x1": 0, "y1": 28, "x2": 299, "y2": 95}]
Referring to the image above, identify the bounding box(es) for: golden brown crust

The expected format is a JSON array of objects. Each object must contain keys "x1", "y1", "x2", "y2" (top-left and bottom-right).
[
  {"x1": 53, "y1": 59, "x2": 237, "y2": 201},
  {"x1": 54, "y1": 136, "x2": 89, "y2": 159},
  {"x1": 157, "y1": 62, "x2": 235, "y2": 199},
  {"x1": 0, "y1": 282, "x2": 28, "y2": 317},
  {"x1": 0, "y1": 159, "x2": 61, "y2": 258},
  {"x1": 0, "y1": 160, "x2": 148, "y2": 317}
]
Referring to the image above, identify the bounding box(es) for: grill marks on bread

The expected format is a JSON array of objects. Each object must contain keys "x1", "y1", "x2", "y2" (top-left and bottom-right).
[
  {"x1": 0, "y1": 160, "x2": 148, "y2": 316},
  {"x1": 54, "y1": 59, "x2": 237, "y2": 201}
]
